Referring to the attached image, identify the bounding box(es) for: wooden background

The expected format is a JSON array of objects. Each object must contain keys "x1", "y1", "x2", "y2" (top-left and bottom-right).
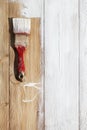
[
  {"x1": 0, "y1": 0, "x2": 87, "y2": 130},
  {"x1": 0, "y1": 0, "x2": 43, "y2": 130}
]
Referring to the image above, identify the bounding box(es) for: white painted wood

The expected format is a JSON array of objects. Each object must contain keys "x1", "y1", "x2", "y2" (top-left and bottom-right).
[
  {"x1": 45, "y1": 0, "x2": 79, "y2": 130},
  {"x1": 80, "y1": 0, "x2": 87, "y2": 130}
]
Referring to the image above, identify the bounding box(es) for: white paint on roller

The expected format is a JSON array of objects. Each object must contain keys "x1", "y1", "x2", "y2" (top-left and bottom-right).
[{"x1": 13, "y1": 18, "x2": 31, "y2": 34}]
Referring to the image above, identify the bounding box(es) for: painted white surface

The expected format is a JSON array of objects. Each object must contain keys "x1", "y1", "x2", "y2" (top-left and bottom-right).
[
  {"x1": 80, "y1": 0, "x2": 87, "y2": 130},
  {"x1": 45, "y1": 0, "x2": 79, "y2": 130}
]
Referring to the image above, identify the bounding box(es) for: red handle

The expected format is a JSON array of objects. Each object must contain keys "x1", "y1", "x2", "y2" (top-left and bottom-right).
[{"x1": 15, "y1": 45, "x2": 25, "y2": 78}]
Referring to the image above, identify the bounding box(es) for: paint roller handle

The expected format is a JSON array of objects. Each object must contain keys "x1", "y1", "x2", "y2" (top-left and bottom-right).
[{"x1": 15, "y1": 45, "x2": 25, "y2": 81}]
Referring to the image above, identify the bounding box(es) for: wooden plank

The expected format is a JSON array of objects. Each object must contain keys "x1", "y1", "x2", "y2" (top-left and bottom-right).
[
  {"x1": 9, "y1": 1, "x2": 42, "y2": 130},
  {"x1": 80, "y1": 0, "x2": 87, "y2": 129},
  {"x1": 9, "y1": 1, "x2": 22, "y2": 18},
  {"x1": 9, "y1": 18, "x2": 41, "y2": 130},
  {"x1": 45, "y1": 0, "x2": 79, "y2": 130},
  {"x1": 0, "y1": 0, "x2": 9, "y2": 130}
]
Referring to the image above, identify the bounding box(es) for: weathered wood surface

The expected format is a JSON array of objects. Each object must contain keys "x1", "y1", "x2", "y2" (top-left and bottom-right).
[
  {"x1": 80, "y1": 0, "x2": 87, "y2": 130},
  {"x1": 9, "y1": 18, "x2": 41, "y2": 130},
  {"x1": 0, "y1": 0, "x2": 9, "y2": 130},
  {"x1": 45, "y1": 0, "x2": 79, "y2": 130},
  {"x1": 2, "y1": 0, "x2": 87, "y2": 130},
  {"x1": 8, "y1": 1, "x2": 42, "y2": 130}
]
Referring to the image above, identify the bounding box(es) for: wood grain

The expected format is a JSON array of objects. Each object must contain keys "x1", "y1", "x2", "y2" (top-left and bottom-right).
[
  {"x1": 45, "y1": 0, "x2": 79, "y2": 130},
  {"x1": 9, "y1": 18, "x2": 41, "y2": 130},
  {"x1": 8, "y1": 1, "x2": 41, "y2": 130},
  {"x1": 10, "y1": 19, "x2": 41, "y2": 130},
  {"x1": 0, "y1": 0, "x2": 9, "y2": 130},
  {"x1": 9, "y1": 1, "x2": 22, "y2": 18}
]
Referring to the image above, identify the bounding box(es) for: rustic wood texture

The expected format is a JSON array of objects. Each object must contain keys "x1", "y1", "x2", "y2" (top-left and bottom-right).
[
  {"x1": 45, "y1": 0, "x2": 79, "y2": 130},
  {"x1": 9, "y1": 18, "x2": 41, "y2": 130},
  {"x1": 8, "y1": 1, "x2": 41, "y2": 130},
  {"x1": 10, "y1": 19, "x2": 41, "y2": 130},
  {"x1": 9, "y1": 1, "x2": 21, "y2": 18},
  {"x1": 0, "y1": 0, "x2": 9, "y2": 130}
]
